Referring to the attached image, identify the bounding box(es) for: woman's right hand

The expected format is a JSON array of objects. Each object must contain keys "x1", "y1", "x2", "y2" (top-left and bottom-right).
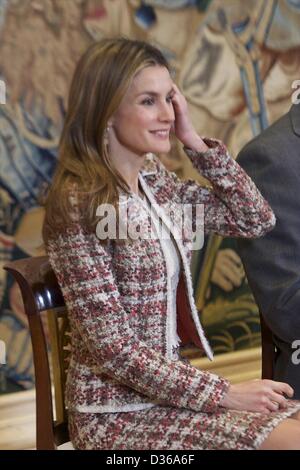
[{"x1": 220, "y1": 379, "x2": 294, "y2": 413}]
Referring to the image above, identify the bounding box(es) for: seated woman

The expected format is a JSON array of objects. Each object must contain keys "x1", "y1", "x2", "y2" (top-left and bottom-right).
[{"x1": 43, "y1": 37, "x2": 300, "y2": 450}]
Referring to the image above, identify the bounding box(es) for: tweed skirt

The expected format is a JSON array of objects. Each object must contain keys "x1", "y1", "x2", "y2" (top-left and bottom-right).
[{"x1": 69, "y1": 400, "x2": 300, "y2": 450}]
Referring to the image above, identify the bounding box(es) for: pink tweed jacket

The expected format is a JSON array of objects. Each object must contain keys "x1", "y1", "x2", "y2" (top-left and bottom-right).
[{"x1": 46, "y1": 138, "x2": 275, "y2": 414}]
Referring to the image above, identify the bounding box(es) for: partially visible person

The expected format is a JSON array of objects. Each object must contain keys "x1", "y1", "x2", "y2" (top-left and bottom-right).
[
  {"x1": 237, "y1": 104, "x2": 300, "y2": 399},
  {"x1": 43, "y1": 38, "x2": 300, "y2": 450}
]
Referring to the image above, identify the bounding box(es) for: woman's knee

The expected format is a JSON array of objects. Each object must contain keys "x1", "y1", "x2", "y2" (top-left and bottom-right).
[
  {"x1": 290, "y1": 410, "x2": 300, "y2": 420},
  {"x1": 259, "y1": 418, "x2": 300, "y2": 450}
]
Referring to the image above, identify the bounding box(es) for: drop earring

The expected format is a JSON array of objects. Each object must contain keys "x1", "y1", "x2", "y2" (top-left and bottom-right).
[{"x1": 104, "y1": 126, "x2": 110, "y2": 152}]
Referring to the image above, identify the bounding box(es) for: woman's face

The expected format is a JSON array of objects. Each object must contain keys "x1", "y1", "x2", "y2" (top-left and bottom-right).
[{"x1": 110, "y1": 65, "x2": 175, "y2": 156}]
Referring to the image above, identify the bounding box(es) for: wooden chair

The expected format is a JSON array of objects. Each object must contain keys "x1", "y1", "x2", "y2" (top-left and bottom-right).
[
  {"x1": 259, "y1": 311, "x2": 275, "y2": 380},
  {"x1": 3, "y1": 256, "x2": 73, "y2": 450}
]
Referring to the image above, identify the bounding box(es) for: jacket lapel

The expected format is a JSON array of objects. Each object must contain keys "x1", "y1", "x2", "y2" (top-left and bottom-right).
[{"x1": 139, "y1": 167, "x2": 214, "y2": 360}]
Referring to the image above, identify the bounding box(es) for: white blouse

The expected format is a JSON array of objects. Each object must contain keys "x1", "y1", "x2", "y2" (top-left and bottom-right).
[{"x1": 139, "y1": 192, "x2": 182, "y2": 360}]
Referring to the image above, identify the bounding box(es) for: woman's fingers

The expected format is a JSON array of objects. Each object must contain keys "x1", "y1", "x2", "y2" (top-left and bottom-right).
[
  {"x1": 171, "y1": 83, "x2": 188, "y2": 114},
  {"x1": 172, "y1": 83, "x2": 181, "y2": 94},
  {"x1": 221, "y1": 379, "x2": 294, "y2": 414},
  {"x1": 265, "y1": 380, "x2": 294, "y2": 398},
  {"x1": 268, "y1": 401, "x2": 281, "y2": 412},
  {"x1": 169, "y1": 83, "x2": 200, "y2": 147},
  {"x1": 276, "y1": 382, "x2": 294, "y2": 398},
  {"x1": 262, "y1": 380, "x2": 294, "y2": 412},
  {"x1": 268, "y1": 391, "x2": 288, "y2": 409}
]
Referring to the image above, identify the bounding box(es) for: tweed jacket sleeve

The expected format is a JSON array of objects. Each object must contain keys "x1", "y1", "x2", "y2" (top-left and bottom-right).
[
  {"x1": 47, "y1": 220, "x2": 229, "y2": 413},
  {"x1": 156, "y1": 138, "x2": 275, "y2": 239}
]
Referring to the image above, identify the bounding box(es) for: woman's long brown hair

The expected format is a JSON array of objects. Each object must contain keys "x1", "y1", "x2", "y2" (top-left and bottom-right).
[{"x1": 43, "y1": 37, "x2": 169, "y2": 241}]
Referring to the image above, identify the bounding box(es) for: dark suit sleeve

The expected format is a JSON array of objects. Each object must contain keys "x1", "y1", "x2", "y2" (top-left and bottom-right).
[{"x1": 237, "y1": 140, "x2": 300, "y2": 344}]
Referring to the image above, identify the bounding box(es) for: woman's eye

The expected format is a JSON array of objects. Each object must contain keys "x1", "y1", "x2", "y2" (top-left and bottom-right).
[
  {"x1": 142, "y1": 96, "x2": 173, "y2": 105},
  {"x1": 142, "y1": 98, "x2": 154, "y2": 105}
]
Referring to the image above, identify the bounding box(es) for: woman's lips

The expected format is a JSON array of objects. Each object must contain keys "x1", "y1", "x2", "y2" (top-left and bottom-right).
[{"x1": 149, "y1": 130, "x2": 170, "y2": 138}]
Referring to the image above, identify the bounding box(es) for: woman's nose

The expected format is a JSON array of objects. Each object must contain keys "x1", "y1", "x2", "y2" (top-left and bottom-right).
[{"x1": 159, "y1": 102, "x2": 175, "y2": 122}]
